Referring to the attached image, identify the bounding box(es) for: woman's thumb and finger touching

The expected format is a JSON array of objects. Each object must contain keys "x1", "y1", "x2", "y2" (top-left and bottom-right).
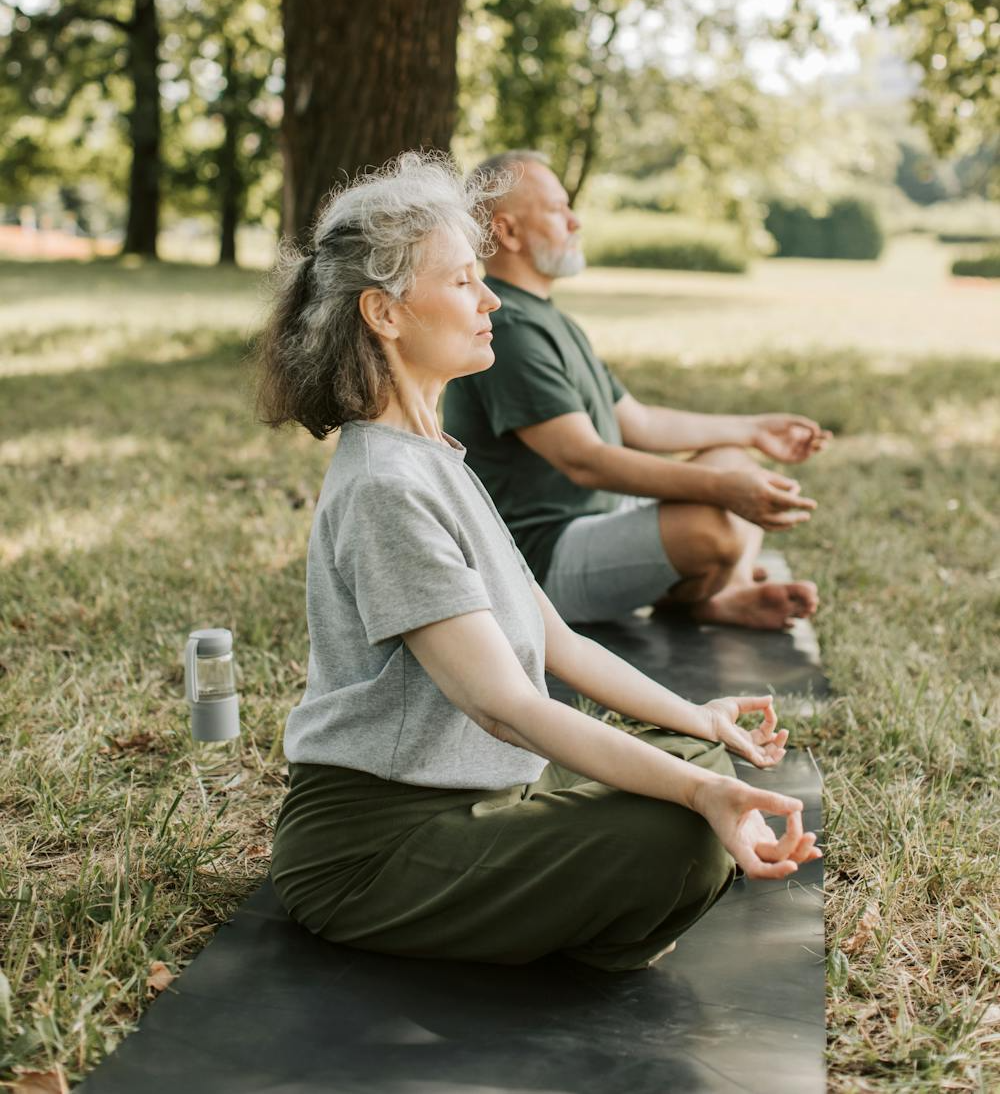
[{"x1": 734, "y1": 787, "x2": 821, "y2": 878}]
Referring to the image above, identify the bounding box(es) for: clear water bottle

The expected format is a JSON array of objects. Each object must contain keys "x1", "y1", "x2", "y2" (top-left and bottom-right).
[{"x1": 184, "y1": 628, "x2": 242, "y2": 790}]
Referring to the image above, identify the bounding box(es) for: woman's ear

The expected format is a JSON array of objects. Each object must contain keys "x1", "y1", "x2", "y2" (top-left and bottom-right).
[{"x1": 359, "y1": 288, "x2": 400, "y2": 340}]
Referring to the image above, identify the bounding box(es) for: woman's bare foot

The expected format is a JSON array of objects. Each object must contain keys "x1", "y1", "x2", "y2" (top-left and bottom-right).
[{"x1": 692, "y1": 581, "x2": 818, "y2": 630}]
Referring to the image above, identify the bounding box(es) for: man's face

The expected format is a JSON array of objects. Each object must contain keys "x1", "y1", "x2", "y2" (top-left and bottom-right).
[{"x1": 506, "y1": 162, "x2": 585, "y2": 279}]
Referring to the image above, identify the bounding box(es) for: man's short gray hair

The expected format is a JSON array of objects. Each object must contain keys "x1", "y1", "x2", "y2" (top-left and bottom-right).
[
  {"x1": 469, "y1": 150, "x2": 551, "y2": 217},
  {"x1": 255, "y1": 150, "x2": 510, "y2": 439}
]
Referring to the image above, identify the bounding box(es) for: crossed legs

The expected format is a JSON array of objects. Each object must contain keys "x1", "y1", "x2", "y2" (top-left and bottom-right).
[{"x1": 655, "y1": 446, "x2": 818, "y2": 629}]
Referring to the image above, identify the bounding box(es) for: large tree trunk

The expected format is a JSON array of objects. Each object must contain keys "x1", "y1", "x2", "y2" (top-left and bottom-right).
[
  {"x1": 122, "y1": 0, "x2": 161, "y2": 257},
  {"x1": 281, "y1": 0, "x2": 463, "y2": 237},
  {"x1": 217, "y1": 39, "x2": 242, "y2": 265}
]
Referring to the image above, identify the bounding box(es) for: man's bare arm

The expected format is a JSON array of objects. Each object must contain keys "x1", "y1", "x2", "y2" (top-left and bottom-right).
[
  {"x1": 615, "y1": 394, "x2": 752, "y2": 452},
  {"x1": 515, "y1": 412, "x2": 816, "y2": 530}
]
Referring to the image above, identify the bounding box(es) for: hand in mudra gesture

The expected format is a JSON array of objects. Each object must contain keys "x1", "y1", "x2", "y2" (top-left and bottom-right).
[
  {"x1": 751, "y1": 413, "x2": 832, "y2": 464},
  {"x1": 702, "y1": 694, "x2": 788, "y2": 768},
  {"x1": 720, "y1": 465, "x2": 817, "y2": 531},
  {"x1": 693, "y1": 778, "x2": 821, "y2": 880}
]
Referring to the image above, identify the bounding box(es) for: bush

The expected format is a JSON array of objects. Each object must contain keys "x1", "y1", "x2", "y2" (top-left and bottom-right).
[
  {"x1": 583, "y1": 212, "x2": 748, "y2": 274},
  {"x1": 765, "y1": 197, "x2": 885, "y2": 260},
  {"x1": 938, "y1": 232, "x2": 1000, "y2": 245},
  {"x1": 951, "y1": 251, "x2": 1000, "y2": 278}
]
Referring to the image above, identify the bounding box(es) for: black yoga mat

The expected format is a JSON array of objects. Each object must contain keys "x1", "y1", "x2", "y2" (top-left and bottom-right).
[
  {"x1": 78, "y1": 556, "x2": 828, "y2": 1094},
  {"x1": 546, "y1": 550, "x2": 830, "y2": 709}
]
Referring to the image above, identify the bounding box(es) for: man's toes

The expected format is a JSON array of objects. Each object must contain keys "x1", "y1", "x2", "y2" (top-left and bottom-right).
[
  {"x1": 787, "y1": 582, "x2": 818, "y2": 616},
  {"x1": 752, "y1": 566, "x2": 768, "y2": 583}
]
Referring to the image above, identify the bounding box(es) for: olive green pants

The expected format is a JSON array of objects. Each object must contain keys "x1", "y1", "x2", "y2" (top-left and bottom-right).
[{"x1": 270, "y1": 730, "x2": 736, "y2": 972}]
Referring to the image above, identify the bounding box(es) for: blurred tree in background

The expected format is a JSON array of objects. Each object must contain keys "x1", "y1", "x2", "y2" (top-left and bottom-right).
[
  {"x1": 0, "y1": 0, "x2": 282, "y2": 261},
  {"x1": 1, "y1": 0, "x2": 162, "y2": 254},
  {"x1": 161, "y1": 0, "x2": 282, "y2": 262}
]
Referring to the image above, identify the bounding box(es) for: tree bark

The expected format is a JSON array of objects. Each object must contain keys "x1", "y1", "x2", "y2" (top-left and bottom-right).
[
  {"x1": 281, "y1": 0, "x2": 463, "y2": 237},
  {"x1": 217, "y1": 38, "x2": 242, "y2": 265},
  {"x1": 122, "y1": 0, "x2": 161, "y2": 257}
]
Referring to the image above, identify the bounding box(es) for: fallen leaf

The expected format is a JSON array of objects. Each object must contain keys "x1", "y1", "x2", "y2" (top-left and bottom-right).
[
  {"x1": 245, "y1": 844, "x2": 270, "y2": 859},
  {"x1": 842, "y1": 900, "x2": 881, "y2": 956},
  {"x1": 146, "y1": 961, "x2": 175, "y2": 993},
  {"x1": 111, "y1": 732, "x2": 158, "y2": 753},
  {"x1": 11, "y1": 1067, "x2": 69, "y2": 1094},
  {"x1": 982, "y1": 1003, "x2": 1000, "y2": 1026}
]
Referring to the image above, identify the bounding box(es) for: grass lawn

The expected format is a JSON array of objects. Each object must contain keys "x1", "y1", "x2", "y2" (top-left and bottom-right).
[{"x1": 1, "y1": 249, "x2": 998, "y2": 1092}]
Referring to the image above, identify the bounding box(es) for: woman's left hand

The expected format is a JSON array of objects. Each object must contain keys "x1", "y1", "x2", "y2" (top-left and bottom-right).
[{"x1": 702, "y1": 695, "x2": 788, "y2": 769}]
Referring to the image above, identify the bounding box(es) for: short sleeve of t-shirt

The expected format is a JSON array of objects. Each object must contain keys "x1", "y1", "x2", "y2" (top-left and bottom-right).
[
  {"x1": 605, "y1": 362, "x2": 627, "y2": 403},
  {"x1": 475, "y1": 320, "x2": 588, "y2": 435},
  {"x1": 333, "y1": 476, "x2": 492, "y2": 645}
]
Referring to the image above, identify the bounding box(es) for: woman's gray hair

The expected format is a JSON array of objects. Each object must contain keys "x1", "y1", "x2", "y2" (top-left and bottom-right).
[{"x1": 255, "y1": 150, "x2": 510, "y2": 439}]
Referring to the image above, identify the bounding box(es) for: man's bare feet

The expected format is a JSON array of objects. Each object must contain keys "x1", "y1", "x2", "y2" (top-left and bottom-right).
[{"x1": 692, "y1": 581, "x2": 818, "y2": 630}]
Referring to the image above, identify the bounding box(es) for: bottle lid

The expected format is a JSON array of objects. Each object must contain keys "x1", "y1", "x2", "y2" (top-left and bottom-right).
[{"x1": 189, "y1": 627, "x2": 233, "y2": 657}]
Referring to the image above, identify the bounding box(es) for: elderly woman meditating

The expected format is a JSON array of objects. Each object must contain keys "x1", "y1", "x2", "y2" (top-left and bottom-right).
[{"x1": 257, "y1": 152, "x2": 819, "y2": 972}]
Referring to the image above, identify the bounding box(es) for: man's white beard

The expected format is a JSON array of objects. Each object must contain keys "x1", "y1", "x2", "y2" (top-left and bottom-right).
[{"x1": 528, "y1": 236, "x2": 586, "y2": 279}]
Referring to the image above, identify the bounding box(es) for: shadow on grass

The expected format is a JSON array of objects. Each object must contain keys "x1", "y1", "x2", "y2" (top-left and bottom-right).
[
  {"x1": 0, "y1": 257, "x2": 261, "y2": 301},
  {"x1": 0, "y1": 333, "x2": 257, "y2": 444}
]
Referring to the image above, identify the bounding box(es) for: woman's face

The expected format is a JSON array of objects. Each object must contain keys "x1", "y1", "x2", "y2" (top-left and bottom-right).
[{"x1": 388, "y1": 227, "x2": 501, "y2": 381}]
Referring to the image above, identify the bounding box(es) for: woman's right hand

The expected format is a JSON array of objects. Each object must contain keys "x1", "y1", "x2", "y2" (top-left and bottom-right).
[{"x1": 691, "y1": 776, "x2": 821, "y2": 880}]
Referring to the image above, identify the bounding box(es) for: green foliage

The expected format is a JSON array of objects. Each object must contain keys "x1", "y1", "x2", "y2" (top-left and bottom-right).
[
  {"x1": 765, "y1": 197, "x2": 885, "y2": 260},
  {"x1": 894, "y1": 141, "x2": 956, "y2": 205},
  {"x1": 0, "y1": 3, "x2": 133, "y2": 214},
  {"x1": 159, "y1": 1, "x2": 283, "y2": 235},
  {"x1": 595, "y1": 67, "x2": 785, "y2": 243},
  {"x1": 856, "y1": 1, "x2": 1000, "y2": 196},
  {"x1": 0, "y1": 1, "x2": 282, "y2": 256},
  {"x1": 938, "y1": 232, "x2": 1000, "y2": 245},
  {"x1": 593, "y1": 48, "x2": 901, "y2": 250},
  {"x1": 951, "y1": 251, "x2": 1000, "y2": 279},
  {"x1": 582, "y1": 212, "x2": 748, "y2": 272},
  {"x1": 461, "y1": 0, "x2": 628, "y2": 201}
]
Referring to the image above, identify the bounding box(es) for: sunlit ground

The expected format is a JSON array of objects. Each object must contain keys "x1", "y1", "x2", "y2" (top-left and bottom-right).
[{"x1": 557, "y1": 236, "x2": 999, "y2": 364}]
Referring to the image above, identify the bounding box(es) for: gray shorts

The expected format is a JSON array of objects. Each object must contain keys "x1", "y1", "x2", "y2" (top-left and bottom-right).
[{"x1": 541, "y1": 496, "x2": 680, "y2": 623}]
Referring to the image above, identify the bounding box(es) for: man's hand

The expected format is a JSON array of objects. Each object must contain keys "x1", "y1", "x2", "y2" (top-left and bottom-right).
[
  {"x1": 702, "y1": 695, "x2": 788, "y2": 768},
  {"x1": 691, "y1": 778, "x2": 821, "y2": 880},
  {"x1": 750, "y1": 414, "x2": 831, "y2": 464},
  {"x1": 719, "y1": 466, "x2": 816, "y2": 531}
]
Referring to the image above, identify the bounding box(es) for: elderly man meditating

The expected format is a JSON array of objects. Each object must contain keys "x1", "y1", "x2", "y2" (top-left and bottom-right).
[{"x1": 443, "y1": 150, "x2": 831, "y2": 629}]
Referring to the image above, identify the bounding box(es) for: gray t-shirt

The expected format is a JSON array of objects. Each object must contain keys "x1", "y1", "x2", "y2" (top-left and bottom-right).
[{"x1": 284, "y1": 419, "x2": 549, "y2": 790}]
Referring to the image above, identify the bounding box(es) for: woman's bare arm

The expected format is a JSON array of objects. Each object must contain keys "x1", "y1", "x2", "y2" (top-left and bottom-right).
[
  {"x1": 403, "y1": 609, "x2": 820, "y2": 879},
  {"x1": 534, "y1": 584, "x2": 790, "y2": 770}
]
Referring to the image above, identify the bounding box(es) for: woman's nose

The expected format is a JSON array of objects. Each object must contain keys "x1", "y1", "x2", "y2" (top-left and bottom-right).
[{"x1": 480, "y1": 285, "x2": 501, "y2": 313}]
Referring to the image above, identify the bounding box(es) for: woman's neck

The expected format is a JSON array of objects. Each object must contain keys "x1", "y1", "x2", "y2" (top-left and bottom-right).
[{"x1": 372, "y1": 373, "x2": 447, "y2": 443}]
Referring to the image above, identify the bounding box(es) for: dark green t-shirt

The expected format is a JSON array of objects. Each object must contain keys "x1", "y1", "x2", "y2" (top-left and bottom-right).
[{"x1": 443, "y1": 277, "x2": 627, "y2": 583}]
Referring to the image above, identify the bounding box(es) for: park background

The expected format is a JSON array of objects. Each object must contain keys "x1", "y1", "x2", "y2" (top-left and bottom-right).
[{"x1": 0, "y1": 1, "x2": 998, "y2": 1091}]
